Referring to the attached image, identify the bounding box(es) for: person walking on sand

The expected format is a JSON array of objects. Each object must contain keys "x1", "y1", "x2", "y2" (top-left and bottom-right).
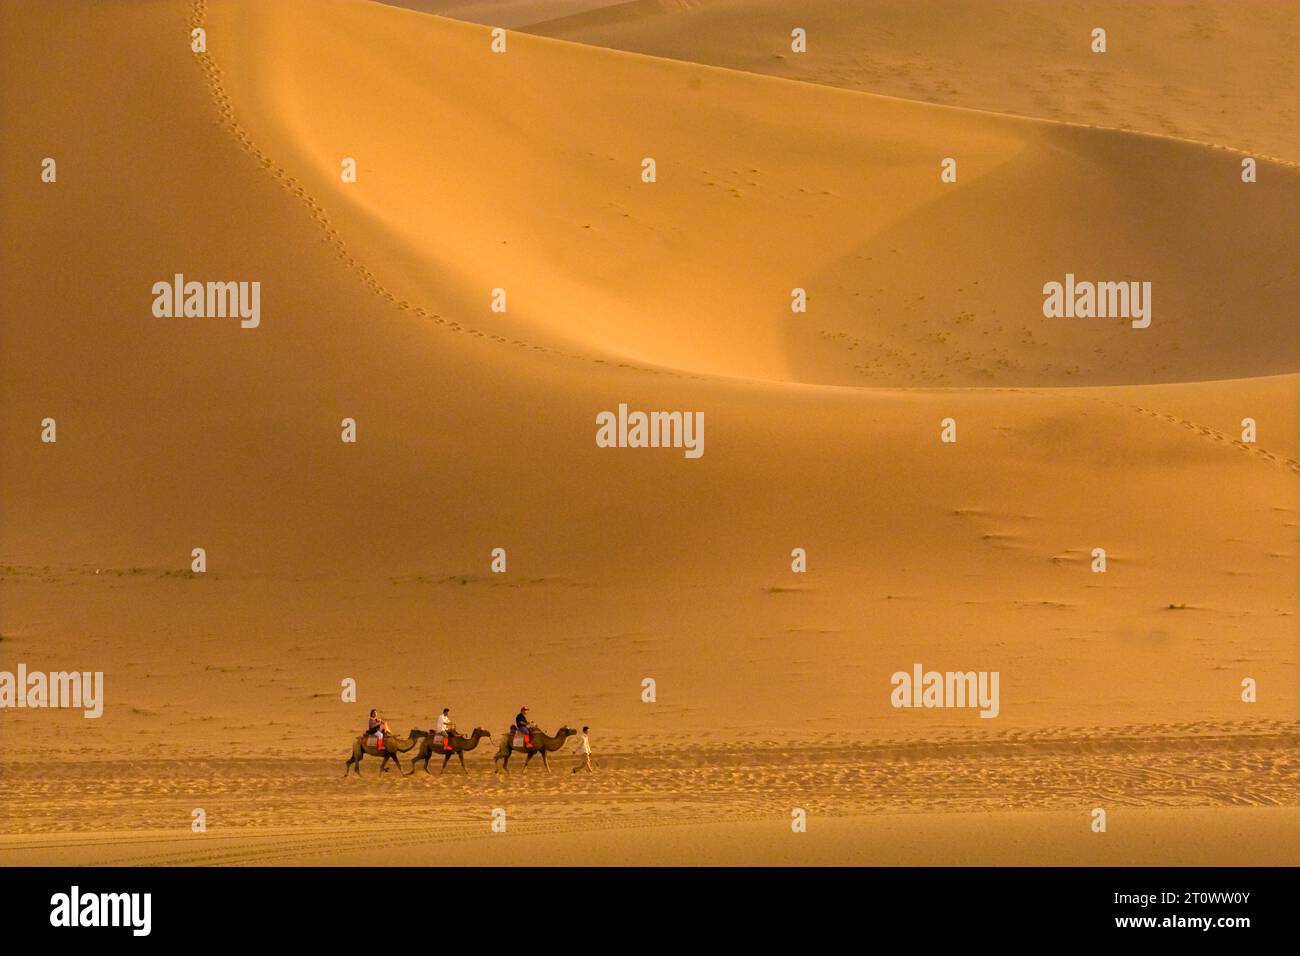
[{"x1": 571, "y1": 725, "x2": 593, "y2": 774}]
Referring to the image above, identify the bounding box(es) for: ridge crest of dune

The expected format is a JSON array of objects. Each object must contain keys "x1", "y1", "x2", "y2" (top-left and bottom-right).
[{"x1": 523, "y1": 0, "x2": 1300, "y2": 163}]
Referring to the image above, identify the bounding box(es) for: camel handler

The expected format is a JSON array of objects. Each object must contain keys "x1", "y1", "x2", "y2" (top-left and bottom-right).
[
  {"x1": 367, "y1": 709, "x2": 391, "y2": 749},
  {"x1": 514, "y1": 706, "x2": 533, "y2": 750},
  {"x1": 434, "y1": 707, "x2": 455, "y2": 752},
  {"x1": 571, "y1": 726, "x2": 593, "y2": 774}
]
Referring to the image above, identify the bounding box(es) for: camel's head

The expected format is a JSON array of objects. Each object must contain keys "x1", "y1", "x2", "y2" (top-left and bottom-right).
[
  {"x1": 472, "y1": 727, "x2": 491, "y2": 738},
  {"x1": 408, "y1": 728, "x2": 428, "y2": 739},
  {"x1": 558, "y1": 726, "x2": 576, "y2": 737}
]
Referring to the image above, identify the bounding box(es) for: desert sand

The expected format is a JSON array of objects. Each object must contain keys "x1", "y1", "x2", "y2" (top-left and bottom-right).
[
  {"x1": 525, "y1": 0, "x2": 1300, "y2": 162},
  {"x1": 0, "y1": 0, "x2": 1296, "y2": 866}
]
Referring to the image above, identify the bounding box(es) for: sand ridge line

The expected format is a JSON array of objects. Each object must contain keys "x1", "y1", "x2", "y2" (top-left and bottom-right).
[{"x1": 517, "y1": 0, "x2": 1300, "y2": 169}]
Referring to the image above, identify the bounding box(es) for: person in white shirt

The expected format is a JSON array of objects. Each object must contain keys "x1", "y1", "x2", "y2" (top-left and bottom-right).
[
  {"x1": 571, "y1": 725, "x2": 593, "y2": 774},
  {"x1": 434, "y1": 708, "x2": 455, "y2": 752}
]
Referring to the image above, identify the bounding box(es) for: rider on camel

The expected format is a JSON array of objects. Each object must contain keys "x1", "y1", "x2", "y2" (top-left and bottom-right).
[
  {"x1": 434, "y1": 707, "x2": 455, "y2": 752},
  {"x1": 367, "y1": 709, "x2": 391, "y2": 749},
  {"x1": 514, "y1": 706, "x2": 532, "y2": 749}
]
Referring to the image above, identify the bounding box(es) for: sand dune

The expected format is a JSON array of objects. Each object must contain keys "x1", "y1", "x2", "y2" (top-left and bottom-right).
[
  {"x1": 529, "y1": 0, "x2": 1300, "y2": 162},
  {"x1": 0, "y1": 0, "x2": 1295, "y2": 866},
  {"x1": 206, "y1": 1, "x2": 1300, "y2": 388}
]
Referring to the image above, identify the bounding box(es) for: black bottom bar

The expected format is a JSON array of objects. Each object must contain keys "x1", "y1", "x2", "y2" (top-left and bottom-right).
[{"x1": 2, "y1": 867, "x2": 1288, "y2": 943}]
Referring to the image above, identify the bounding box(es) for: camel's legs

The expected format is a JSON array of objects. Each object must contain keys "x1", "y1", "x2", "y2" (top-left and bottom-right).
[
  {"x1": 441, "y1": 753, "x2": 451, "y2": 774},
  {"x1": 458, "y1": 751, "x2": 468, "y2": 774},
  {"x1": 540, "y1": 750, "x2": 551, "y2": 772}
]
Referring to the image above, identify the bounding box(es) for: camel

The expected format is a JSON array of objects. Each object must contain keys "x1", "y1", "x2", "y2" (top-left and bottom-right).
[
  {"x1": 493, "y1": 725, "x2": 577, "y2": 773},
  {"x1": 344, "y1": 729, "x2": 425, "y2": 777},
  {"x1": 411, "y1": 727, "x2": 492, "y2": 774}
]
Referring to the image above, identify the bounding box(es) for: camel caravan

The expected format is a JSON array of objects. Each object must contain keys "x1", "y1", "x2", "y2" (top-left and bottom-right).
[{"x1": 346, "y1": 705, "x2": 579, "y2": 776}]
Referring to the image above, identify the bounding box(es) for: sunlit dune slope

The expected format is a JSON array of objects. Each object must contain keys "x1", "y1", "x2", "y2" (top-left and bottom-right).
[
  {"x1": 528, "y1": 0, "x2": 1300, "y2": 163},
  {"x1": 211, "y1": 0, "x2": 1300, "y2": 388}
]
